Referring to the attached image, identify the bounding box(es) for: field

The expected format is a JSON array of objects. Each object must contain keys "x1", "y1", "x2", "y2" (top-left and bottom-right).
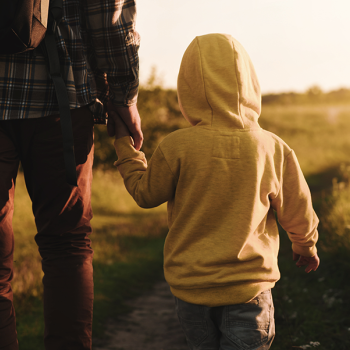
[{"x1": 10, "y1": 101, "x2": 350, "y2": 349}]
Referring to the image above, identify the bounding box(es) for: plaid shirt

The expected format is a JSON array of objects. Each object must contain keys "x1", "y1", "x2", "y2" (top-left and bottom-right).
[{"x1": 0, "y1": 0, "x2": 140, "y2": 124}]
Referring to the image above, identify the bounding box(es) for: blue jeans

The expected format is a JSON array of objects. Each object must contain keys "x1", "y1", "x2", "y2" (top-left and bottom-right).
[{"x1": 175, "y1": 289, "x2": 275, "y2": 350}]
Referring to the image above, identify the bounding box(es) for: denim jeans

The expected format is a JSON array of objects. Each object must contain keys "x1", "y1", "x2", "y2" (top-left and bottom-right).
[{"x1": 175, "y1": 289, "x2": 275, "y2": 350}]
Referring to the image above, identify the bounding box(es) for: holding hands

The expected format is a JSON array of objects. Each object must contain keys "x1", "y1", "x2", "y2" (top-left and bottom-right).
[{"x1": 107, "y1": 102, "x2": 143, "y2": 150}]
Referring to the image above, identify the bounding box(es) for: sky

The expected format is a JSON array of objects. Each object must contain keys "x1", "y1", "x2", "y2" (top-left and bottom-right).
[{"x1": 136, "y1": 0, "x2": 350, "y2": 94}]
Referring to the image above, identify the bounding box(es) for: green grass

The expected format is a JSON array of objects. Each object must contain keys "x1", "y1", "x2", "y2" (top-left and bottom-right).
[
  {"x1": 260, "y1": 104, "x2": 350, "y2": 176},
  {"x1": 91, "y1": 170, "x2": 168, "y2": 340},
  {"x1": 271, "y1": 230, "x2": 350, "y2": 350}
]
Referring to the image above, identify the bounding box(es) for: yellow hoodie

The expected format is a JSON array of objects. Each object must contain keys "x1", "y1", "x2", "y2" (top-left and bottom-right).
[{"x1": 114, "y1": 34, "x2": 319, "y2": 307}]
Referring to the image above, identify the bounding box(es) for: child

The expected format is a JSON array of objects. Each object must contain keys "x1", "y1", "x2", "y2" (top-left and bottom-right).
[{"x1": 108, "y1": 33, "x2": 320, "y2": 350}]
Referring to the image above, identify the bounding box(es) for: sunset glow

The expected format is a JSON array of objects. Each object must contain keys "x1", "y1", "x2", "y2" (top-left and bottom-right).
[{"x1": 137, "y1": 0, "x2": 350, "y2": 93}]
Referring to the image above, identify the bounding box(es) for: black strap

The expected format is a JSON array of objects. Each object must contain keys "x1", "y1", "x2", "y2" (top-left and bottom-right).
[{"x1": 43, "y1": 0, "x2": 77, "y2": 186}]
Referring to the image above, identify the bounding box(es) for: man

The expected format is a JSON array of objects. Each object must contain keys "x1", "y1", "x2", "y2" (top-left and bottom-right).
[{"x1": 0, "y1": 0, "x2": 142, "y2": 349}]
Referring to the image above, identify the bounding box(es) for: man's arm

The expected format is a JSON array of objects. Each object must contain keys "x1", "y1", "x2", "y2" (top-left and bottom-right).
[
  {"x1": 82, "y1": 0, "x2": 143, "y2": 148},
  {"x1": 82, "y1": 0, "x2": 140, "y2": 106}
]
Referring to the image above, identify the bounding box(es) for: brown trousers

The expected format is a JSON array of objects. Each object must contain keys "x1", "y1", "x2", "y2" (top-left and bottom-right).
[{"x1": 0, "y1": 107, "x2": 94, "y2": 350}]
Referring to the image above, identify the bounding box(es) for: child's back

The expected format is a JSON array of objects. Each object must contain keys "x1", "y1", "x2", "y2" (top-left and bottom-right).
[{"x1": 112, "y1": 33, "x2": 319, "y2": 349}]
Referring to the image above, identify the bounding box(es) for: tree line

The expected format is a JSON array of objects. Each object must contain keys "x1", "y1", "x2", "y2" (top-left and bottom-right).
[{"x1": 94, "y1": 83, "x2": 350, "y2": 168}]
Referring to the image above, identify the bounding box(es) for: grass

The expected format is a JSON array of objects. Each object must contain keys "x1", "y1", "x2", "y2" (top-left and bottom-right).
[
  {"x1": 260, "y1": 104, "x2": 350, "y2": 177},
  {"x1": 318, "y1": 165, "x2": 350, "y2": 256},
  {"x1": 90, "y1": 170, "x2": 168, "y2": 341},
  {"x1": 10, "y1": 103, "x2": 350, "y2": 349},
  {"x1": 271, "y1": 230, "x2": 350, "y2": 350}
]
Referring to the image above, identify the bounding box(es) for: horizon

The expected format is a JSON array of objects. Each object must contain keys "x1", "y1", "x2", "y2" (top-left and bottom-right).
[{"x1": 139, "y1": 72, "x2": 349, "y2": 96}]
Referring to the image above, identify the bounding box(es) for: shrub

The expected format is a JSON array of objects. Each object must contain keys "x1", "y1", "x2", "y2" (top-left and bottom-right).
[{"x1": 320, "y1": 164, "x2": 350, "y2": 255}]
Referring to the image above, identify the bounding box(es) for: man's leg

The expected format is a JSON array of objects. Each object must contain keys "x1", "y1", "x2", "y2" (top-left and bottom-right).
[
  {"x1": 0, "y1": 121, "x2": 20, "y2": 350},
  {"x1": 20, "y1": 107, "x2": 94, "y2": 350}
]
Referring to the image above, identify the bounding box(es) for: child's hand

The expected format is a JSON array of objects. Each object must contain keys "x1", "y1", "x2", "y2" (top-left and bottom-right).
[
  {"x1": 293, "y1": 252, "x2": 320, "y2": 273},
  {"x1": 107, "y1": 111, "x2": 131, "y2": 140},
  {"x1": 107, "y1": 102, "x2": 143, "y2": 150}
]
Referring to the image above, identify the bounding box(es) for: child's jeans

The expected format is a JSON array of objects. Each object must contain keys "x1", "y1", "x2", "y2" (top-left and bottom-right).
[{"x1": 175, "y1": 289, "x2": 275, "y2": 350}]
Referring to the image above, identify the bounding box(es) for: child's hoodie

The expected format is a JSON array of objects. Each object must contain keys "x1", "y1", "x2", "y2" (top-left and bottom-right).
[{"x1": 114, "y1": 33, "x2": 319, "y2": 307}]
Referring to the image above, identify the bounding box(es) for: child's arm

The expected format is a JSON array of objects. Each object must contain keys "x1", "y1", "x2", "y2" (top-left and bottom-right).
[
  {"x1": 270, "y1": 150, "x2": 320, "y2": 272},
  {"x1": 108, "y1": 111, "x2": 176, "y2": 208}
]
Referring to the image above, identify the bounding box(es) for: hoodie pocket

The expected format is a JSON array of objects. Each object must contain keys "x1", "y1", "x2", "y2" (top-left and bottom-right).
[{"x1": 212, "y1": 135, "x2": 240, "y2": 159}]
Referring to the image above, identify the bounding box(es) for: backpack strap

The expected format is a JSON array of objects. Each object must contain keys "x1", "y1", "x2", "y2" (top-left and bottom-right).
[{"x1": 42, "y1": 0, "x2": 78, "y2": 187}]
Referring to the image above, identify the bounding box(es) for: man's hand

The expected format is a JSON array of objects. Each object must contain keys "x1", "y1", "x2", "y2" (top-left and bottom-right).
[
  {"x1": 293, "y1": 252, "x2": 320, "y2": 273},
  {"x1": 107, "y1": 102, "x2": 143, "y2": 150}
]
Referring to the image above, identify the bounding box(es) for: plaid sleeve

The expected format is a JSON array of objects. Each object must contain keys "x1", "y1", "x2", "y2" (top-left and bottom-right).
[{"x1": 82, "y1": 0, "x2": 140, "y2": 106}]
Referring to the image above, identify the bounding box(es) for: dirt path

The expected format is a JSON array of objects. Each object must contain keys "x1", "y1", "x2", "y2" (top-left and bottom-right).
[{"x1": 93, "y1": 280, "x2": 188, "y2": 350}]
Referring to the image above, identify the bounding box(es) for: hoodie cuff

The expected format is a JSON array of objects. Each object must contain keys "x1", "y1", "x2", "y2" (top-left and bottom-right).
[
  {"x1": 114, "y1": 136, "x2": 135, "y2": 163},
  {"x1": 292, "y1": 243, "x2": 317, "y2": 257},
  {"x1": 113, "y1": 136, "x2": 146, "y2": 167}
]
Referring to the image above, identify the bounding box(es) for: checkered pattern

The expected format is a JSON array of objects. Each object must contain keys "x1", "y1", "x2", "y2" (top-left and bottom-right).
[{"x1": 0, "y1": 0, "x2": 140, "y2": 124}]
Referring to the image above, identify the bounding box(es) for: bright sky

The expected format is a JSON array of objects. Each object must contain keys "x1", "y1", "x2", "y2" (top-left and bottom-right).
[{"x1": 137, "y1": 0, "x2": 350, "y2": 93}]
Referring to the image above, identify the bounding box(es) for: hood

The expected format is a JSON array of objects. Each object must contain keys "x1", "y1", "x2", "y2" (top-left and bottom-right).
[{"x1": 177, "y1": 34, "x2": 261, "y2": 130}]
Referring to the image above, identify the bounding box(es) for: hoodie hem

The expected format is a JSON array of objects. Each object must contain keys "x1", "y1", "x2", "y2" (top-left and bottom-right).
[{"x1": 170, "y1": 281, "x2": 276, "y2": 307}]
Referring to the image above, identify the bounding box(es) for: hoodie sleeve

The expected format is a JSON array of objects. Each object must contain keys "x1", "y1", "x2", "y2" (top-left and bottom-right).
[
  {"x1": 270, "y1": 150, "x2": 319, "y2": 257},
  {"x1": 113, "y1": 137, "x2": 176, "y2": 208}
]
